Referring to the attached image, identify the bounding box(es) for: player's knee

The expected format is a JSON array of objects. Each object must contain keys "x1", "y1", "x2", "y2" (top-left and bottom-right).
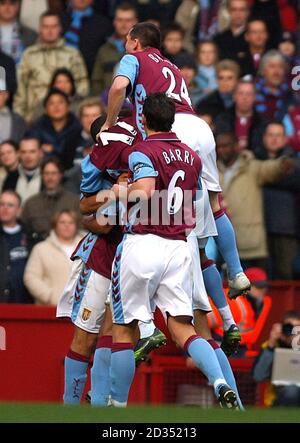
[{"x1": 71, "y1": 329, "x2": 97, "y2": 357}]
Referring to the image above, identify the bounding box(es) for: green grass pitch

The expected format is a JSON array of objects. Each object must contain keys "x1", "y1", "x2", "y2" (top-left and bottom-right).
[{"x1": 0, "y1": 403, "x2": 299, "y2": 423}]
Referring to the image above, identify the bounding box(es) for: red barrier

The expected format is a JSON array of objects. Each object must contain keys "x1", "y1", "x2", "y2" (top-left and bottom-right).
[{"x1": 0, "y1": 281, "x2": 299, "y2": 404}]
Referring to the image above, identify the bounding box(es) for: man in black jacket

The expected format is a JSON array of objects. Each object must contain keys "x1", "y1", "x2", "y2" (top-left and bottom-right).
[
  {"x1": 0, "y1": 189, "x2": 32, "y2": 303},
  {"x1": 256, "y1": 121, "x2": 300, "y2": 279},
  {"x1": 61, "y1": 0, "x2": 113, "y2": 75},
  {"x1": 0, "y1": 49, "x2": 16, "y2": 99},
  {"x1": 215, "y1": 78, "x2": 266, "y2": 151}
]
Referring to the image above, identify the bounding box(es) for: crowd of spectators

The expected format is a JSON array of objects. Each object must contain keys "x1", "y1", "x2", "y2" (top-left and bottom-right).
[{"x1": 0, "y1": 0, "x2": 300, "y2": 309}]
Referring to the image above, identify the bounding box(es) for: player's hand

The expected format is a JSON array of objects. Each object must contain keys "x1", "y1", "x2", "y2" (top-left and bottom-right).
[
  {"x1": 117, "y1": 172, "x2": 129, "y2": 186},
  {"x1": 111, "y1": 183, "x2": 128, "y2": 200},
  {"x1": 268, "y1": 323, "x2": 282, "y2": 348},
  {"x1": 96, "y1": 121, "x2": 110, "y2": 141}
]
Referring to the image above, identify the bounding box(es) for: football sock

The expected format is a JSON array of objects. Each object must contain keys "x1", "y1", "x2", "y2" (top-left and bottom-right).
[
  {"x1": 184, "y1": 335, "x2": 226, "y2": 396},
  {"x1": 213, "y1": 210, "x2": 243, "y2": 279},
  {"x1": 63, "y1": 350, "x2": 89, "y2": 405},
  {"x1": 138, "y1": 321, "x2": 156, "y2": 339},
  {"x1": 110, "y1": 343, "x2": 135, "y2": 407},
  {"x1": 202, "y1": 260, "x2": 234, "y2": 331},
  {"x1": 91, "y1": 336, "x2": 112, "y2": 406},
  {"x1": 208, "y1": 339, "x2": 244, "y2": 410}
]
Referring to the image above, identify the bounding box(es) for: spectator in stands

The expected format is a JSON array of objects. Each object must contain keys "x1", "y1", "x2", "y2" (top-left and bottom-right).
[
  {"x1": 194, "y1": 41, "x2": 218, "y2": 101},
  {"x1": 161, "y1": 23, "x2": 190, "y2": 66},
  {"x1": 253, "y1": 310, "x2": 300, "y2": 407},
  {"x1": 174, "y1": 0, "x2": 199, "y2": 53},
  {"x1": 0, "y1": 49, "x2": 16, "y2": 99},
  {"x1": 192, "y1": 0, "x2": 230, "y2": 43},
  {"x1": 283, "y1": 104, "x2": 300, "y2": 154},
  {"x1": 130, "y1": 0, "x2": 180, "y2": 27},
  {"x1": 255, "y1": 50, "x2": 295, "y2": 120},
  {"x1": 0, "y1": 89, "x2": 27, "y2": 144},
  {"x1": 91, "y1": 2, "x2": 138, "y2": 95},
  {"x1": 0, "y1": 190, "x2": 32, "y2": 303},
  {"x1": 255, "y1": 121, "x2": 300, "y2": 280},
  {"x1": 216, "y1": 132, "x2": 289, "y2": 269},
  {"x1": 0, "y1": 139, "x2": 19, "y2": 191},
  {"x1": 33, "y1": 68, "x2": 84, "y2": 121},
  {"x1": 214, "y1": 0, "x2": 249, "y2": 61},
  {"x1": 72, "y1": 97, "x2": 104, "y2": 165},
  {"x1": 196, "y1": 59, "x2": 240, "y2": 118},
  {"x1": 245, "y1": 267, "x2": 269, "y2": 317},
  {"x1": 215, "y1": 78, "x2": 266, "y2": 151},
  {"x1": 2, "y1": 137, "x2": 42, "y2": 204},
  {"x1": 237, "y1": 19, "x2": 269, "y2": 77},
  {"x1": 13, "y1": 11, "x2": 89, "y2": 123},
  {"x1": 24, "y1": 209, "x2": 82, "y2": 305},
  {"x1": 28, "y1": 88, "x2": 82, "y2": 171},
  {"x1": 61, "y1": 0, "x2": 113, "y2": 76},
  {"x1": 21, "y1": 158, "x2": 80, "y2": 246},
  {"x1": 19, "y1": 0, "x2": 66, "y2": 33},
  {"x1": 208, "y1": 267, "x2": 271, "y2": 357},
  {"x1": 250, "y1": 0, "x2": 282, "y2": 49},
  {"x1": 0, "y1": 0, "x2": 37, "y2": 64}
]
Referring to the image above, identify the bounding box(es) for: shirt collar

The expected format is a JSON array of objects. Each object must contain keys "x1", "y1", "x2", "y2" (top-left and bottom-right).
[{"x1": 146, "y1": 132, "x2": 180, "y2": 142}]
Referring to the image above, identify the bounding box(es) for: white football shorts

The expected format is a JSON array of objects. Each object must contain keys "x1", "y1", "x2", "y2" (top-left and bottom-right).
[
  {"x1": 110, "y1": 234, "x2": 194, "y2": 324},
  {"x1": 56, "y1": 259, "x2": 110, "y2": 334}
]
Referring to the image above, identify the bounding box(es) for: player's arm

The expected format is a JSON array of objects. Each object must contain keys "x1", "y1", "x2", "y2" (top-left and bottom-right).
[
  {"x1": 99, "y1": 55, "x2": 139, "y2": 134},
  {"x1": 82, "y1": 215, "x2": 113, "y2": 235},
  {"x1": 80, "y1": 191, "x2": 113, "y2": 215},
  {"x1": 112, "y1": 151, "x2": 158, "y2": 201}
]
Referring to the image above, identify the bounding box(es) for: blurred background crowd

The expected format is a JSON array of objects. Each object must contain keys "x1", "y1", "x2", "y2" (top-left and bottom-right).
[{"x1": 0, "y1": 0, "x2": 300, "y2": 408}]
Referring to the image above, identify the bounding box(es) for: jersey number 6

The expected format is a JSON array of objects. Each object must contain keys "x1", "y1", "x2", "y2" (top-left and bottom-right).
[{"x1": 167, "y1": 170, "x2": 186, "y2": 215}]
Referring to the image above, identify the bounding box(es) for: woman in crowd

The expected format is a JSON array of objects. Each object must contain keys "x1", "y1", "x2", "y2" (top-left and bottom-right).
[{"x1": 24, "y1": 209, "x2": 83, "y2": 305}]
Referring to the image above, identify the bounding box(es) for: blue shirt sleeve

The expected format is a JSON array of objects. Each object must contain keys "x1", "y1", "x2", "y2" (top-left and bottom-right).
[
  {"x1": 128, "y1": 151, "x2": 158, "y2": 182},
  {"x1": 80, "y1": 155, "x2": 103, "y2": 194},
  {"x1": 115, "y1": 54, "x2": 139, "y2": 96}
]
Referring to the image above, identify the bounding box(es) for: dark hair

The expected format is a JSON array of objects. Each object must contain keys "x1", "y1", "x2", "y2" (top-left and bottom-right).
[
  {"x1": 43, "y1": 87, "x2": 70, "y2": 107},
  {"x1": 49, "y1": 68, "x2": 76, "y2": 97},
  {"x1": 283, "y1": 311, "x2": 300, "y2": 322},
  {"x1": 162, "y1": 23, "x2": 184, "y2": 41},
  {"x1": 19, "y1": 137, "x2": 41, "y2": 149},
  {"x1": 0, "y1": 139, "x2": 19, "y2": 151},
  {"x1": 90, "y1": 114, "x2": 107, "y2": 143},
  {"x1": 40, "y1": 10, "x2": 61, "y2": 23},
  {"x1": 246, "y1": 17, "x2": 268, "y2": 33},
  {"x1": 129, "y1": 22, "x2": 161, "y2": 50},
  {"x1": 115, "y1": 2, "x2": 138, "y2": 18},
  {"x1": 0, "y1": 189, "x2": 22, "y2": 207},
  {"x1": 263, "y1": 119, "x2": 285, "y2": 134},
  {"x1": 41, "y1": 157, "x2": 64, "y2": 174},
  {"x1": 143, "y1": 93, "x2": 175, "y2": 132}
]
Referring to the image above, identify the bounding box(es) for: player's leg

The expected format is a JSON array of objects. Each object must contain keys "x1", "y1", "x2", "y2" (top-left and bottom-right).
[
  {"x1": 156, "y1": 239, "x2": 237, "y2": 408},
  {"x1": 63, "y1": 326, "x2": 97, "y2": 405},
  {"x1": 193, "y1": 309, "x2": 244, "y2": 410},
  {"x1": 109, "y1": 234, "x2": 160, "y2": 407},
  {"x1": 209, "y1": 191, "x2": 251, "y2": 298},
  {"x1": 90, "y1": 304, "x2": 113, "y2": 406},
  {"x1": 57, "y1": 260, "x2": 94, "y2": 404},
  {"x1": 200, "y1": 247, "x2": 241, "y2": 355},
  {"x1": 135, "y1": 314, "x2": 167, "y2": 367},
  {"x1": 110, "y1": 321, "x2": 139, "y2": 407},
  {"x1": 167, "y1": 315, "x2": 237, "y2": 408}
]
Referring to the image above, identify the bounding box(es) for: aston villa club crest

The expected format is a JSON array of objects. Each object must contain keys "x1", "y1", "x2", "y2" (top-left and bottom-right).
[{"x1": 82, "y1": 308, "x2": 91, "y2": 321}]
